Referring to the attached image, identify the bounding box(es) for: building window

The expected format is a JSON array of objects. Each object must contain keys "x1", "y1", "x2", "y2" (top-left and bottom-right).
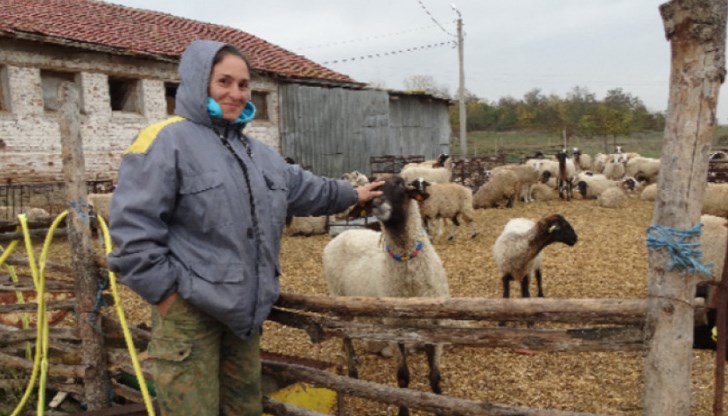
[
  {"x1": 0, "y1": 66, "x2": 8, "y2": 111},
  {"x1": 41, "y1": 70, "x2": 78, "y2": 112},
  {"x1": 108, "y1": 76, "x2": 140, "y2": 113},
  {"x1": 165, "y1": 82, "x2": 178, "y2": 115},
  {"x1": 251, "y1": 91, "x2": 269, "y2": 121}
]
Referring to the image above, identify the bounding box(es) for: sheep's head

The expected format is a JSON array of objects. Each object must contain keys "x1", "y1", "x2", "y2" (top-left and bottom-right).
[
  {"x1": 540, "y1": 170, "x2": 552, "y2": 183},
  {"x1": 352, "y1": 176, "x2": 428, "y2": 234},
  {"x1": 576, "y1": 180, "x2": 588, "y2": 198},
  {"x1": 408, "y1": 177, "x2": 432, "y2": 197},
  {"x1": 433, "y1": 153, "x2": 450, "y2": 168},
  {"x1": 540, "y1": 214, "x2": 578, "y2": 247}
]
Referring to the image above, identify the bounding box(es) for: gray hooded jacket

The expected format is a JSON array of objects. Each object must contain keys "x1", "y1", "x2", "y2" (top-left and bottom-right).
[{"x1": 107, "y1": 40, "x2": 357, "y2": 339}]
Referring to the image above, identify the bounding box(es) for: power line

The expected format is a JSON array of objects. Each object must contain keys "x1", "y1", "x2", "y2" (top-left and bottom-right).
[
  {"x1": 321, "y1": 40, "x2": 456, "y2": 65},
  {"x1": 415, "y1": 0, "x2": 456, "y2": 38},
  {"x1": 296, "y1": 25, "x2": 438, "y2": 50}
]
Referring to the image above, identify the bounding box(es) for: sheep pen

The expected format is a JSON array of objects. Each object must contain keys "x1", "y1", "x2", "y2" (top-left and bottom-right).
[{"x1": 5, "y1": 196, "x2": 728, "y2": 415}]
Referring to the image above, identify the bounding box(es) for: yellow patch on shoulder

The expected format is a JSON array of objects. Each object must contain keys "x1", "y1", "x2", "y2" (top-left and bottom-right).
[{"x1": 124, "y1": 116, "x2": 186, "y2": 154}]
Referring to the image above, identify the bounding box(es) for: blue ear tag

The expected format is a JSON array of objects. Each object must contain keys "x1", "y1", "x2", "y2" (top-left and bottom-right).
[{"x1": 207, "y1": 97, "x2": 223, "y2": 118}]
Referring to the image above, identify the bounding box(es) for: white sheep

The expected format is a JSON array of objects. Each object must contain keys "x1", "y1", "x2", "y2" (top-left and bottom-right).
[
  {"x1": 530, "y1": 183, "x2": 558, "y2": 201},
  {"x1": 572, "y1": 148, "x2": 593, "y2": 171},
  {"x1": 625, "y1": 156, "x2": 660, "y2": 184},
  {"x1": 0, "y1": 206, "x2": 51, "y2": 222},
  {"x1": 409, "y1": 178, "x2": 477, "y2": 240},
  {"x1": 472, "y1": 169, "x2": 520, "y2": 209},
  {"x1": 284, "y1": 215, "x2": 331, "y2": 236},
  {"x1": 702, "y1": 183, "x2": 728, "y2": 218},
  {"x1": 402, "y1": 153, "x2": 450, "y2": 170},
  {"x1": 323, "y1": 175, "x2": 448, "y2": 414},
  {"x1": 492, "y1": 163, "x2": 539, "y2": 203},
  {"x1": 492, "y1": 214, "x2": 578, "y2": 326},
  {"x1": 602, "y1": 155, "x2": 626, "y2": 180},
  {"x1": 641, "y1": 183, "x2": 658, "y2": 201},
  {"x1": 593, "y1": 153, "x2": 609, "y2": 173},
  {"x1": 399, "y1": 157, "x2": 453, "y2": 184},
  {"x1": 597, "y1": 187, "x2": 629, "y2": 209},
  {"x1": 576, "y1": 173, "x2": 637, "y2": 199}
]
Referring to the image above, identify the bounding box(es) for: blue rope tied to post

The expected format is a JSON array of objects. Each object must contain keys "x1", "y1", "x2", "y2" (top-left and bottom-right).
[
  {"x1": 88, "y1": 270, "x2": 110, "y2": 335},
  {"x1": 646, "y1": 223, "x2": 714, "y2": 277}
]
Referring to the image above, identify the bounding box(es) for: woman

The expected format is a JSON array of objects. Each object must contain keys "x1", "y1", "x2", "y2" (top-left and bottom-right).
[{"x1": 108, "y1": 39, "x2": 382, "y2": 416}]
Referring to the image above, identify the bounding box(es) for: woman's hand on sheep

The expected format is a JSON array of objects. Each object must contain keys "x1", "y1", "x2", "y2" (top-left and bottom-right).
[{"x1": 355, "y1": 180, "x2": 385, "y2": 205}]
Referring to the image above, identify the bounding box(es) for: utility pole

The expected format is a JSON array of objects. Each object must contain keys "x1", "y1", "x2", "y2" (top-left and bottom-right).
[{"x1": 453, "y1": 4, "x2": 467, "y2": 157}]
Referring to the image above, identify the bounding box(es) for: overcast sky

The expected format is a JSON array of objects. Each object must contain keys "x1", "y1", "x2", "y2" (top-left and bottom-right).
[{"x1": 111, "y1": 0, "x2": 728, "y2": 123}]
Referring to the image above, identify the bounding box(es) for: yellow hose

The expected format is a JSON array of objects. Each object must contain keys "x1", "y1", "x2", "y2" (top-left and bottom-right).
[
  {"x1": 0, "y1": 240, "x2": 32, "y2": 359},
  {"x1": 9, "y1": 213, "x2": 51, "y2": 416},
  {"x1": 8, "y1": 210, "x2": 155, "y2": 415},
  {"x1": 97, "y1": 215, "x2": 156, "y2": 416}
]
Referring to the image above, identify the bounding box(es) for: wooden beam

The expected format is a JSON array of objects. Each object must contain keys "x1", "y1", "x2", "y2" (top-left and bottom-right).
[
  {"x1": 262, "y1": 360, "x2": 607, "y2": 416},
  {"x1": 268, "y1": 309, "x2": 645, "y2": 352}
]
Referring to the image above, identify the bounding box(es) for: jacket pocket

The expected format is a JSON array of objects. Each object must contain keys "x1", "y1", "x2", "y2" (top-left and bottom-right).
[
  {"x1": 177, "y1": 171, "x2": 232, "y2": 230},
  {"x1": 263, "y1": 171, "x2": 288, "y2": 229}
]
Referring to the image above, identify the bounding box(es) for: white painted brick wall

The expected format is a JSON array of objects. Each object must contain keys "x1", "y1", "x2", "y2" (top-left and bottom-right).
[{"x1": 0, "y1": 48, "x2": 282, "y2": 183}]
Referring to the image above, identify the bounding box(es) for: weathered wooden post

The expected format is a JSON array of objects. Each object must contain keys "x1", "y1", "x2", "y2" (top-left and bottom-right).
[
  {"x1": 644, "y1": 0, "x2": 727, "y2": 414},
  {"x1": 58, "y1": 81, "x2": 111, "y2": 409}
]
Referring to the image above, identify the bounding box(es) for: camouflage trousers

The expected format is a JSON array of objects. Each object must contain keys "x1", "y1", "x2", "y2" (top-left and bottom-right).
[{"x1": 148, "y1": 296, "x2": 262, "y2": 416}]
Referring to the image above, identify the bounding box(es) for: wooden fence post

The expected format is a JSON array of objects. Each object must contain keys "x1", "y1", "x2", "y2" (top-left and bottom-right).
[
  {"x1": 58, "y1": 81, "x2": 111, "y2": 409},
  {"x1": 644, "y1": 1, "x2": 727, "y2": 414}
]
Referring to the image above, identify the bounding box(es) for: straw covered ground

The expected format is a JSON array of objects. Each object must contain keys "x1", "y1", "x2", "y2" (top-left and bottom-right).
[{"x1": 17, "y1": 194, "x2": 725, "y2": 415}]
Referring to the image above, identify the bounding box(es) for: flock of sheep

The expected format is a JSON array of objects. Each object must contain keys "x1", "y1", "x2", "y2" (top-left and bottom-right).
[{"x1": 283, "y1": 147, "x2": 728, "y2": 415}]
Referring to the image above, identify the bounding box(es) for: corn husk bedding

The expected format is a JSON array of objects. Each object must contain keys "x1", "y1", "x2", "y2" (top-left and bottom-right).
[{"x1": 17, "y1": 196, "x2": 727, "y2": 415}]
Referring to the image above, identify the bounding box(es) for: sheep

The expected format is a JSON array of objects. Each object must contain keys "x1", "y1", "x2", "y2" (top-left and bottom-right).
[
  {"x1": 702, "y1": 183, "x2": 728, "y2": 218},
  {"x1": 593, "y1": 153, "x2": 609, "y2": 173},
  {"x1": 472, "y1": 169, "x2": 520, "y2": 209},
  {"x1": 284, "y1": 215, "x2": 331, "y2": 236},
  {"x1": 492, "y1": 163, "x2": 539, "y2": 203},
  {"x1": 602, "y1": 155, "x2": 627, "y2": 180},
  {"x1": 693, "y1": 214, "x2": 728, "y2": 352},
  {"x1": 87, "y1": 193, "x2": 113, "y2": 222},
  {"x1": 572, "y1": 148, "x2": 593, "y2": 171},
  {"x1": 641, "y1": 183, "x2": 658, "y2": 201},
  {"x1": 402, "y1": 153, "x2": 450, "y2": 170},
  {"x1": 0, "y1": 206, "x2": 51, "y2": 222},
  {"x1": 576, "y1": 173, "x2": 637, "y2": 199},
  {"x1": 341, "y1": 170, "x2": 371, "y2": 187},
  {"x1": 625, "y1": 156, "x2": 660, "y2": 184},
  {"x1": 409, "y1": 178, "x2": 477, "y2": 241},
  {"x1": 492, "y1": 214, "x2": 578, "y2": 326},
  {"x1": 597, "y1": 187, "x2": 629, "y2": 209},
  {"x1": 530, "y1": 183, "x2": 558, "y2": 201},
  {"x1": 555, "y1": 149, "x2": 576, "y2": 200},
  {"x1": 322, "y1": 175, "x2": 448, "y2": 415},
  {"x1": 399, "y1": 157, "x2": 453, "y2": 184}
]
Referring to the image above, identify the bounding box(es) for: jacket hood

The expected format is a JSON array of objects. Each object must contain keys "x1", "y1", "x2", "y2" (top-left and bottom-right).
[{"x1": 175, "y1": 39, "x2": 227, "y2": 126}]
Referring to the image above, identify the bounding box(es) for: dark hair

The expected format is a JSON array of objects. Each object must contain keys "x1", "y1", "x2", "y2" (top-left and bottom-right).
[{"x1": 213, "y1": 44, "x2": 252, "y2": 72}]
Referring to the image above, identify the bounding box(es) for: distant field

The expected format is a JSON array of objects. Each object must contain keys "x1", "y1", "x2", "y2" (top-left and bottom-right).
[{"x1": 452, "y1": 125, "x2": 728, "y2": 162}]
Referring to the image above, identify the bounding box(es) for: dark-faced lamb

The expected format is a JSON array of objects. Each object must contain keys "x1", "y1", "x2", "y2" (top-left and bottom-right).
[
  {"x1": 322, "y1": 175, "x2": 448, "y2": 416},
  {"x1": 492, "y1": 214, "x2": 578, "y2": 326},
  {"x1": 693, "y1": 214, "x2": 727, "y2": 354},
  {"x1": 409, "y1": 177, "x2": 477, "y2": 240},
  {"x1": 555, "y1": 149, "x2": 575, "y2": 200}
]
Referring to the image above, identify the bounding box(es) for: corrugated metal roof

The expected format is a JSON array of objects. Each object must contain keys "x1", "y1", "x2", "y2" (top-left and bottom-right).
[{"x1": 0, "y1": 0, "x2": 359, "y2": 85}]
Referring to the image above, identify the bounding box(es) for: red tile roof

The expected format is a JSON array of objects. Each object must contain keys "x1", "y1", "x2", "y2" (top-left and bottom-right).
[{"x1": 0, "y1": 0, "x2": 359, "y2": 85}]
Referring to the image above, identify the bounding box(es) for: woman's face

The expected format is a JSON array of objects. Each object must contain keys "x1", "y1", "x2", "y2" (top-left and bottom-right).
[{"x1": 208, "y1": 54, "x2": 250, "y2": 122}]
